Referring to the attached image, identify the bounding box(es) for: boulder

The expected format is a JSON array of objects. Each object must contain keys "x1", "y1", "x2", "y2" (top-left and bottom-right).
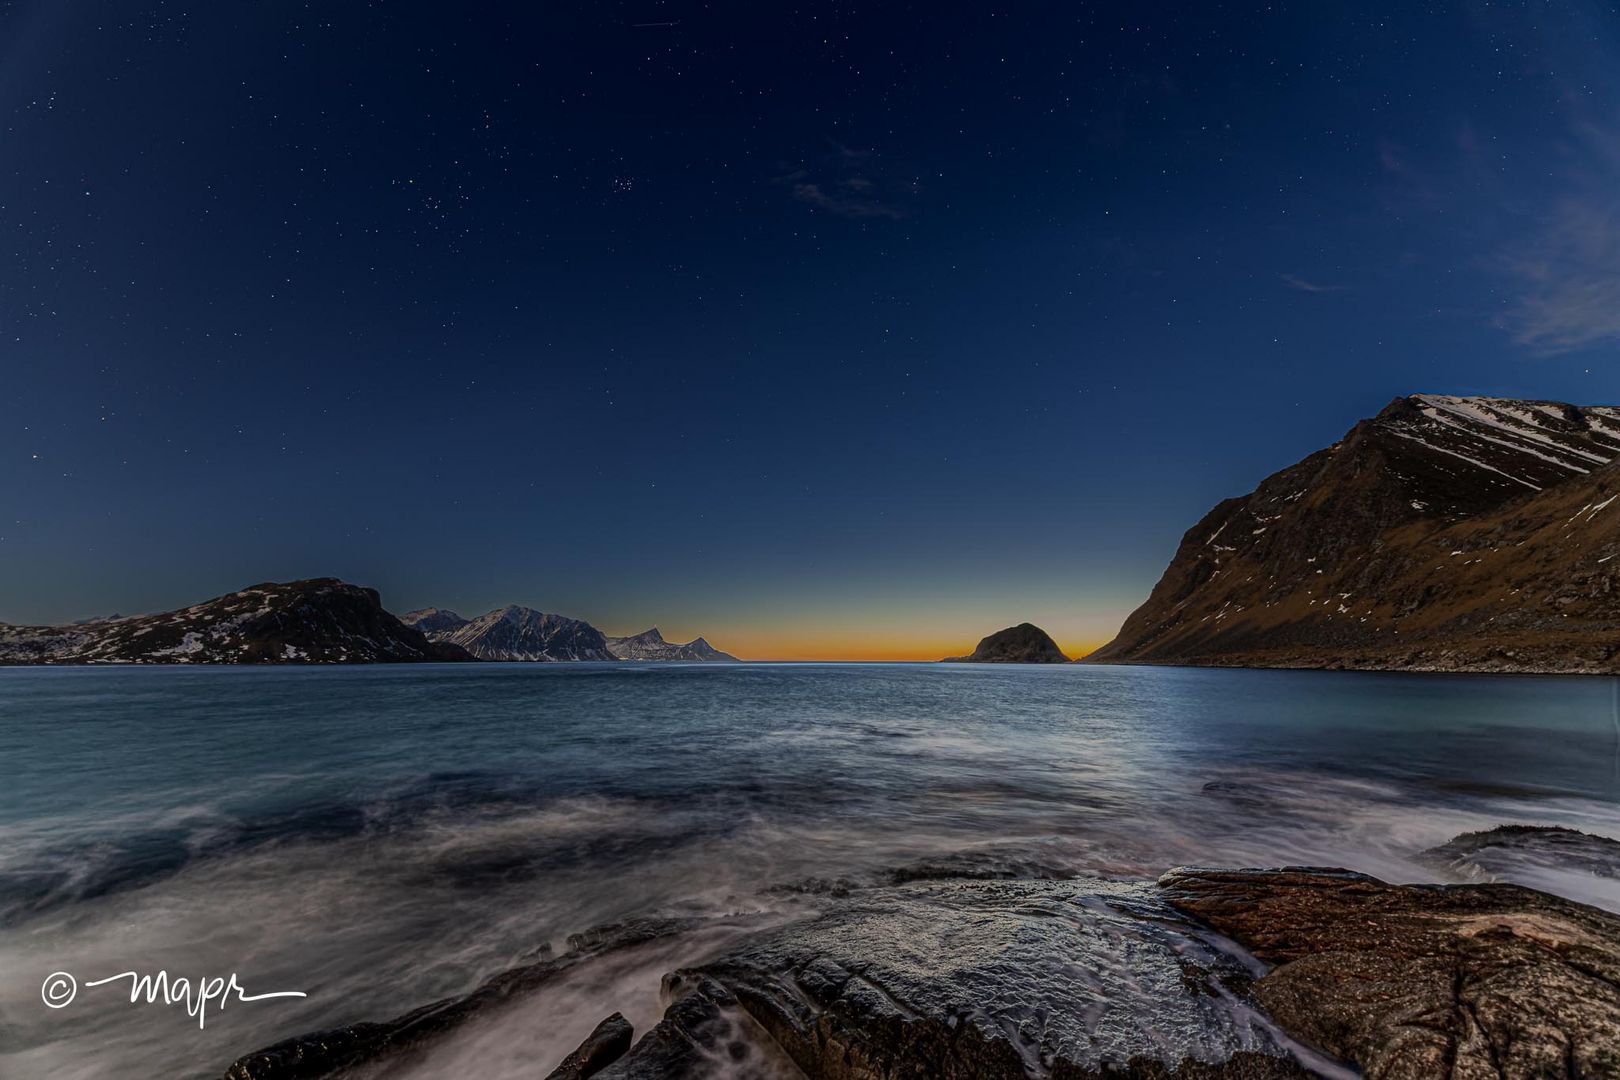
[
  {"x1": 543, "y1": 1012, "x2": 634, "y2": 1080},
  {"x1": 1160, "y1": 866, "x2": 1620, "y2": 1079}
]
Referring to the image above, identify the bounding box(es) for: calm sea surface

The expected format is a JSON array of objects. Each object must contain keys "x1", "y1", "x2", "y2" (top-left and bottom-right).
[{"x1": 2, "y1": 662, "x2": 1618, "y2": 1078}]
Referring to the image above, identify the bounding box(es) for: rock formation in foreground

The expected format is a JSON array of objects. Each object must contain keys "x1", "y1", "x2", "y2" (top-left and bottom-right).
[
  {"x1": 943, "y1": 622, "x2": 1069, "y2": 662},
  {"x1": 1159, "y1": 866, "x2": 1620, "y2": 1079},
  {"x1": 1087, "y1": 394, "x2": 1620, "y2": 673},
  {"x1": 0, "y1": 579, "x2": 471, "y2": 664},
  {"x1": 423, "y1": 605, "x2": 618, "y2": 661},
  {"x1": 1420, "y1": 824, "x2": 1620, "y2": 883},
  {"x1": 604, "y1": 627, "x2": 739, "y2": 661},
  {"x1": 222, "y1": 833, "x2": 1620, "y2": 1080}
]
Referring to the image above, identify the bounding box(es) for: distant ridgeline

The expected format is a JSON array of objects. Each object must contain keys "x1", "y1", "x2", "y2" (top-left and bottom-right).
[
  {"x1": 1085, "y1": 394, "x2": 1620, "y2": 674},
  {"x1": 398, "y1": 607, "x2": 738, "y2": 663},
  {"x1": 0, "y1": 580, "x2": 738, "y2": 665}
]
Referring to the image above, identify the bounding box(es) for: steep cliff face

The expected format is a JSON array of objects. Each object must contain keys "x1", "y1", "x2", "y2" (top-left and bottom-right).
[
  {"x1": 429, "y1": 605, "x2": 618, "y2": 661},
  {"x1": 1087, "y1": 395, "x2": 1620, "y2": 673},
  {"x1": 603, "y1": 628, "x2": 739, "y2": 661},
  {"x1": 0, "y1": 579, "x2": 471, "y2": 664}
]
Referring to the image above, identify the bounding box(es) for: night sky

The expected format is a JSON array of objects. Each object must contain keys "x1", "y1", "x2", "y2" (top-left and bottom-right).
[{"x1": 4, "y1": 1, "x2": 1619, "y2": 659}]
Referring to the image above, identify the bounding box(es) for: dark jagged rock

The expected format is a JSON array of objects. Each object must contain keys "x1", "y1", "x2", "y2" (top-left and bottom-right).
[
  {"x1": 221, "y1": 920, "x2": 693, "y2": 1080},
  {"x1": 1087, "y1": 394, "x2": 1620, "y2": 673},
  {"x1": 428, "y1": 605, "x2": 618, "y2": 661},
  {"x1": 603, "y1": 627, "x2": 739, "y2": 661},
  {"x1": 0, "y1": 579, "x2": 473, "y2": 664},
  {"x1": 943, "y1": 622, "x2": 1070, "y2": 663},
  {"x1": 542, "y1": 1012, "x2": 634, "y2": 1080},
  {"x1": 885, "y1": 850, "x2": 1075, "y2": 885},
  {"x1": 1420, "y1": 824, "x2": 1620, "y2": 884},
  {"x1": 398, "y1": 607, "x2": 471, "y2": 635},
  {"x1": 1160, "y1": 866, "x2": 1620, "y2": 1080},
  {"x1": 596, "y1": 974, "x2": 790, "y2": 1080}
]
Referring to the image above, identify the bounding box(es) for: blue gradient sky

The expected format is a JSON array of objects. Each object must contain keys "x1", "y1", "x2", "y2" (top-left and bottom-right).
[{"x1": 3, "y1": 1, "x2": 1619, "y2": 657}]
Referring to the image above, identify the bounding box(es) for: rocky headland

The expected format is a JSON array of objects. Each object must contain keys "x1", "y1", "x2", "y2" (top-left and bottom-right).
[
  {"x1": 0, "y1": 579, "x2": 471, "y2": 664},
  {"x1": 1087, "y1": 394, "x2": 1620, "y2": 674}
]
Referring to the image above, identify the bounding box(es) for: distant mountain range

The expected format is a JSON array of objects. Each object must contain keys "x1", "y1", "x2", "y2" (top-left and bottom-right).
[
  {"x1": 1085, "y1": 394, "x2": 1620, "y2": 673},
  {"x1": 401, "y1": 605, "x2": 617, "y2": 661},
  {"x1": 398, "y1": 607, "x2": 740, "y2": 662},
  {"x1": 603, "y1": 627, "x2": 738, "y2": 661},
  {"x1": 395, "y1": 607, "x2": 470, "y2": 635},
  {"x1": 0, "y1": 579, "x2": 471, "y2": 664},
  {"x1": 0, "y1": 586, "x2": 739, "y2": 666}
]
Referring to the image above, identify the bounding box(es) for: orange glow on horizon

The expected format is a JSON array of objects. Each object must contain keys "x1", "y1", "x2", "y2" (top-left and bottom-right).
[{"x1": 714, "y1": 635, "x2": 1108, "y2": 663}]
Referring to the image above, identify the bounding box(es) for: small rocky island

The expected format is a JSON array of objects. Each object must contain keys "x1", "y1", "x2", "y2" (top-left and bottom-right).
[
  {"x1": 943, "y1": 622, "x2": 1070, "y2": 663},
  {"x1": 223, "y1": 825, "x2": 1620, "y2": 1080}
]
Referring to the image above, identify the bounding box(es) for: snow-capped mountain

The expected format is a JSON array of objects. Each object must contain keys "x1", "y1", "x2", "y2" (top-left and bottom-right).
[
  {"x1": 426, "y1": 605, "x2": 618, "y2": 661},
  {"x1": 0, "y1": 579, "x2": 471, "y2": 664},
  {"x1": 398, "y1": 607, "x2": 471, "y2": 634},
  {"x1": 603, "y1": 627, "x2": 739, "y2": 661},
  {"x1": 1086, "y1": 395, "x2": 1620, "y2": 673}
]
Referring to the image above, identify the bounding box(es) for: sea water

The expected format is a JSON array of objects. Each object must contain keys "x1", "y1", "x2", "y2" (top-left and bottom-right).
[{"x1": 1, "y1": 662, "x2": 1617, "y2": 1078}]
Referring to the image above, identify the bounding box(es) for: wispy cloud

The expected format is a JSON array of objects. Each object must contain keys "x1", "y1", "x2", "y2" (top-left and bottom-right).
[
  {"x1": 789, "y1": 180, "x2": 908, "y2": 220},
  {"x1": 1507, "y1": 196, "x2": 1620, "y2": 353},
  {"x1": 1280, "y1": 274, "x2": 1345, "y2": 294},
  {"x1": 1501, "y1": 114, "x2": 1620, "y2": 354},
  {"x1": 779, "y1": 143, "x2": 916, "y2": 220}
]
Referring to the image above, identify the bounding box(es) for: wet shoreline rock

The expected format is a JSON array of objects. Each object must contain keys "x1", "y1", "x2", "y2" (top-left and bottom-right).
[
  {"x1": 543, "y1": 1013, "x2": 634, "y2": 1080},
  {"x1": 684, "y1": 878, "x2": 1312, "y2": 1079},
  {"x1": 594, "y1": 974, "x2": 794, "y2": 1080},
  {"x1": 222, "y1": 849, "x2": 1620, "y2": 1080},
  {"x1": 1419, "y1": 823, "x2": 1620, "y2": 884},
  {"x1": 222, "y1": 920, "x2": 695, "y2": 1080},
  {"x1": 1161, "y1": 866, "x2": 1620, "y2": 1079}
]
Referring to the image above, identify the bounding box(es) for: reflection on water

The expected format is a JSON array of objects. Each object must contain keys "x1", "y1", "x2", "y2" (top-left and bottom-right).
[{"x1": 0, "y1": 662, "x2": 1616, "y2": 1078}]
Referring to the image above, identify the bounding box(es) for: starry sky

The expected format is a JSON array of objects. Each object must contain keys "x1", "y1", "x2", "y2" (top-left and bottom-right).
[{"x1": 3, "y1": 1, "x2": 1619, "y2": 659}]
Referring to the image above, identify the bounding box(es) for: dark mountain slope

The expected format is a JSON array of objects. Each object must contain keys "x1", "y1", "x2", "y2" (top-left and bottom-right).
[{"x1": 1087, "y1": 395, "x2": 1620, "y2": 673}]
